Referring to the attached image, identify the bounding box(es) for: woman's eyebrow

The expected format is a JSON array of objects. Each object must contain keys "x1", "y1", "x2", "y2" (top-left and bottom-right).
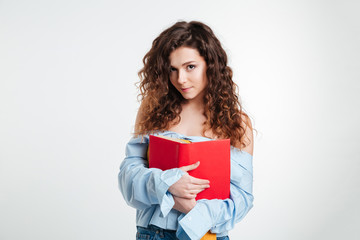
[
  {"x1": 170, "y1": 61, "x2": 197, "y2": 68},
  {"x1": 181, "y1": 61, "x2": 196, "y2": 66}
]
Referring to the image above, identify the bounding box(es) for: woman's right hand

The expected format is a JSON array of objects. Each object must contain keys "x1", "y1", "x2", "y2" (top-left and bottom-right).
[
  {"x1": 168, "y1": 161, "x2": 210, "y2": 199},
  {"x1": 173, "y1": 196, "x2": 196, "y2": 214}
]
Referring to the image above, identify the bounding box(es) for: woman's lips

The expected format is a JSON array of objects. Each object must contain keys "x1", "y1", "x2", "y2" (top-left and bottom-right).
[{"x1": 181, "y1": 87, "x2": 192, "y2": 92}]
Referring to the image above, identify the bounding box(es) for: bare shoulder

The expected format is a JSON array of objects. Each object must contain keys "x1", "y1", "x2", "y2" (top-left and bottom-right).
[
  {"x1": 134, "y1": 101, "x2": 146, "y2": 133},
  {"x1": 235, "y1": 113, "x2": 254, "y2": 156}
]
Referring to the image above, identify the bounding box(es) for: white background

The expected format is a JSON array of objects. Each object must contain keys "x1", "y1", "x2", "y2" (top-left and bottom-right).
[{"x1": 1, "y1": 0, "x2": 359, "y2": 239}]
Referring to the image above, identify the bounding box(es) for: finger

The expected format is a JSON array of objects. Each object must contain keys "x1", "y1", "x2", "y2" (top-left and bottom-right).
[
  {"x1": 189, "y1": 188, "x2": 206, "y2": 195},
  {"x1": 184, "y1": 192, "x2": 197, "y2": 199},
  {"x1": 190, "y1": 185, "x2": 210, "y2": 193},
  {"x1": 190, "y1": 176, "x2": 210, "y2": 185},
  {"x1": 180, "y1": 161, "x2": 200, "y2": 172}
]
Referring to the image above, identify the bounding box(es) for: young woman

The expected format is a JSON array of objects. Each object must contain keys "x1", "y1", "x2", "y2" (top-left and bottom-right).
[{"x1": 119, "y1": 21, "x2": 254, "y2": 240}]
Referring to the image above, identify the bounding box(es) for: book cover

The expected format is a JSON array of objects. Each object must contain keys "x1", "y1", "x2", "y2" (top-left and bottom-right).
[{"x1": 148, "y1": 135, "x2": 231, "y2": 200}]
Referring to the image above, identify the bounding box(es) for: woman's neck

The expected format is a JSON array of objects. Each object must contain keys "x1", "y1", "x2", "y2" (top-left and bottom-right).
[
  {"x1": 166, "y1": 96, "x2": 208, "y2": 137},
  {"x1": 182, "y1": 95, "x2": 205, "y2": 111}
]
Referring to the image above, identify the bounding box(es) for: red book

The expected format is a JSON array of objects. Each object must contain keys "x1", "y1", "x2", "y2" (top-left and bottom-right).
[{"x1": 148, "y1": 135, "x2": 231, "y2": 200}]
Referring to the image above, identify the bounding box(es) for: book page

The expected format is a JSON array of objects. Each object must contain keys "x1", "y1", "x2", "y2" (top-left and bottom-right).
[{"x1": 155, "y1": 135, "x2": 191, "y2": 143}]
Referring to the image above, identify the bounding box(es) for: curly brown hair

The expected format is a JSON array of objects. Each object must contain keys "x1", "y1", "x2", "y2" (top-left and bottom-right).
[{"x1": 136, "y1": 21, "x2": 251, "y2": 148}]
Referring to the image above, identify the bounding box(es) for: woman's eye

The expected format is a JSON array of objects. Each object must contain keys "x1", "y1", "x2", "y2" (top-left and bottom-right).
[
  {"x1": 187, "y1": 65, "x2": 195, "y2": 70},
  {"x1": 170, "y1": 67, "x2": 177, "y2": 72}
]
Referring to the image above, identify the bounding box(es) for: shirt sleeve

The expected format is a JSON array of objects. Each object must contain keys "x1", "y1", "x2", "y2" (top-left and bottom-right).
[
  {"x1": 118, "y1": 135, "x2": 185, "y2": 217},
  {"x1": 176, "y1": 149, "x2": 254, "y2": 240}
]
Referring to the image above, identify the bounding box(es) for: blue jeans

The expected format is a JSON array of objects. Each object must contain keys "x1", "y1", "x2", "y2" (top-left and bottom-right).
[{"x1": 136, "y1": 225, "x2": 229, "y2": 240}]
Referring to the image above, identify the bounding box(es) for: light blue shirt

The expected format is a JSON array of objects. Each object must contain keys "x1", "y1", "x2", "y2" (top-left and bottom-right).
[{"x1": 118, "y1": 131, "x2": 253, "y2": 240}]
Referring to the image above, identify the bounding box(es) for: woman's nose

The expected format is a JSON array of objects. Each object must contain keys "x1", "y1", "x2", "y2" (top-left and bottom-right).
[{"x1": 177, "y1": 70, "x2": 187, "y2": 84}]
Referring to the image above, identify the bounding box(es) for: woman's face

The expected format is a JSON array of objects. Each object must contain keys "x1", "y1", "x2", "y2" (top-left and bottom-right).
[{"x1": 169, "y1": 47, "x2": 208, "y2": 103}]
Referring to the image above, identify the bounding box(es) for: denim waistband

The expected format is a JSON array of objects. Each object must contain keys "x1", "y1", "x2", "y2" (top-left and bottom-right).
[
  {"x1": 138, "y1": 224, "x2": 176, "y2": 233},
  {"x1": 137, "y1": 225, "x2": 229, "y2": 240}
]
